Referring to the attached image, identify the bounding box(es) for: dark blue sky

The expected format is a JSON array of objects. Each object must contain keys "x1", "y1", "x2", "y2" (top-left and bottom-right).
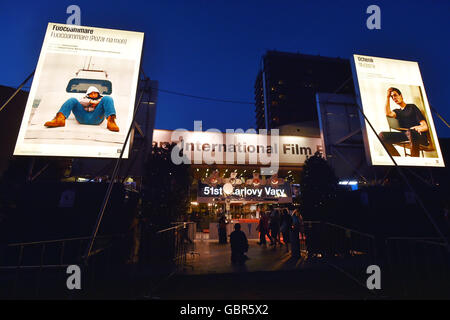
[{"x1": 1, "y1": 0, "x2": 449, "y2": 136}]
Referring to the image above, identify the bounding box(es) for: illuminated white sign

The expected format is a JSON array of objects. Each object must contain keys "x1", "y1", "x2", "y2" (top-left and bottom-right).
[
  {"x1": 198, "y1": 182, "x2": 292, "y2": 203},
  {"x1": 352, "y1": 54, "x2": 445, "y2": 167},
  {"x1": 203, "y1": 186, "x2": 287, "y2": 198},
  {"x1": 14, "y1": 23, "x2": 144, "y2": 158},
  {"x1": 152, "y1": 129, "x2": 323, "y2": 167}
]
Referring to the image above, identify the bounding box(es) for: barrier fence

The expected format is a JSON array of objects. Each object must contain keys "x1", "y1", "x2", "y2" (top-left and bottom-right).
[
  {"x1": 0, "y1": 233, "x2": 133, "y2": 299},
  {"x1": 302, "y1": 221, "x2": 450, "y2": 298},
  {"x1": 385, "y1": 237, "x2": 450, "y2": 298},
  {"x1": 139, "y1": 222, "x2": 195, "y2": 273},
  {"x1": 1, "y1": 219, "x2": 448, "y2": 298},
  {"x1": 303, "y1": 221, "x2": 377, "y2": 287},
  {"x1": 0, "y1": 221, "x2": 195, "y2": 299}
]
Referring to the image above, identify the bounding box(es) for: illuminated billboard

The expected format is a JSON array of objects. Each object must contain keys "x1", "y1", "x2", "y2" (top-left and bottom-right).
[
  {"x1": 152, "y1": 129, "x2": 324, "y2": 167},
  {"x1": 197, "y1": 182, "x2": 293, "y2": 203},
  {"x1": 14, "y1": 23, "x2": 144, "y2": 158},
  {"x1": 351, "y1": 54, "x2": 445, "y2": 167}
]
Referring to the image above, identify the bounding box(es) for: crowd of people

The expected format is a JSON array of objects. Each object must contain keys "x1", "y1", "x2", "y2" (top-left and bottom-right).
[
  {"x1": 218, "y1": 204, "x2": 305, "y2": 265},
  {"x1": 256, "y1": 204, "x2": 304, "y2": 258}
]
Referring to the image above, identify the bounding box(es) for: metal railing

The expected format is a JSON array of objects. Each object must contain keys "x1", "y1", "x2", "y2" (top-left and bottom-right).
[
  {"x1": 3, "y1": 218, "x2": 447, "y2": 299},
  {"x1": 171, "y1": 221, "x2": 197, "y2": 243},
  {"x1": 303, "y1": 221, "x2": 377, "y2": 287},
  {"x1": 385, "y1": 237, "x2": 450, "y2": 298},
  {"x1": 138, "y1": 221, "x2": 194, "y2": 273},
  {"x1": 0, "y1": 221, "x2": 195, "y2": 299},
  {"x1": 303, "y1": 221, "x2": 450, "y2": 298},
  {"x1": 0, "y1": 233, "x2": 131, "y2": 299}
]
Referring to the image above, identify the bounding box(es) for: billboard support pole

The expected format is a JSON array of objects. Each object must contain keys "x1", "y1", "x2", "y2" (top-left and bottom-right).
[
  {"x1": 0, "y1": 70, "x2": 35, "y2": 114},
  {"x1": 84, "y1": 74, "x2": 150, "y2": 263},
  {"x1": 379, "y1": 167, "x2": 391, "y2": 185},
  {"x1": 27, "y1": 158, "x2": 35, "y2": 183},
  {"x1": 357, "y1": 104, "x2": 449, "y2": 251},
  {"x1": 330, "y1": 145, "x2": 368, "y2": 183},
  {"x1": 404, "y1": 167, "x2": 434, "y2": 187},
  {"x1": 430, "y1": 106, "x2": 450, "y2": 128}
]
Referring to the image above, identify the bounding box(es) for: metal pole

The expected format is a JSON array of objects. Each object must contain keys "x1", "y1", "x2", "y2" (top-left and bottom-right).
[
  {"x1": 333, "y1": 76, "x2": 353, "y2": 95},
  {"x1": 84, "y1": 76, "x2": 150, "y2": 263},
  {"x1": 27, "y1": 158, "x2": 35, "y2": 183},
  {"x1": 0, "y1": 71, "x2": 35, "y2": 114},
  {"x1": 430, "y1": 106, "x2": 450, "y2": 128},
  {"x1": 330, "y1": 145, "x2": 369, "y2": 183},
  {"x1": 356, "y1": 104, "x2": 449, "y2": 251}
]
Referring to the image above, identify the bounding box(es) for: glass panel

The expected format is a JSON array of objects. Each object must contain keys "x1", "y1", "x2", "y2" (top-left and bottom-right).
[{"x1": 65, "y1": 78, "x2": 112, "y2": 95}]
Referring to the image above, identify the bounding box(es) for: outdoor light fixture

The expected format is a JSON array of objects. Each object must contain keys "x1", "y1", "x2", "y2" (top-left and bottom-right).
[
  {"x1": 223, "y1": 183, "x2": 234, "y2": 195},
  {"x1": 339, "y1": 180, "x2": 359, "y2": 191},
  {"x1": 339, "y1": 180, "x2": 358, "y2": 185}
]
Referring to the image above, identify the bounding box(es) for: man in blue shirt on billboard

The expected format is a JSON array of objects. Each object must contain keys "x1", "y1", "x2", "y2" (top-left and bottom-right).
[{"x1": 44, "y1": 86, "x2": 119, "y2": 132}]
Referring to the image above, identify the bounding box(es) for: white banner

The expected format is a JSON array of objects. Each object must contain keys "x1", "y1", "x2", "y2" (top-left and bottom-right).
[
  {"x1": 152, "y1": 129, "x2": 323, "y2": 167},
  {"x1": 352, "y1": 54, "x2": 445, "y2": 167},
  {"x1": 14, "y1": 23, "x2": 144, "y2": 158}
]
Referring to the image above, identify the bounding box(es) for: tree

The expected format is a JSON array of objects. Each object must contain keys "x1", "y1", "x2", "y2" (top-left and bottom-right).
[
  {"x1": 142, "y1": 143, "x2": 191, "y2": 227},
  {"x1": 299, "y1": 151, "x2": 338, "y2": 220}
]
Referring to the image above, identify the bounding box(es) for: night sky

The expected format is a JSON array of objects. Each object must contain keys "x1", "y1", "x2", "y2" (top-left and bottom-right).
[{"x1": 1, "y1": 0, "x2": 449, "y2": 136}]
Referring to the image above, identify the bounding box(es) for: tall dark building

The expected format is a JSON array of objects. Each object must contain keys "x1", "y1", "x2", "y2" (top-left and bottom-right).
[{"x1": 254, "y1": 51, "x2": 355, "y2": 130}]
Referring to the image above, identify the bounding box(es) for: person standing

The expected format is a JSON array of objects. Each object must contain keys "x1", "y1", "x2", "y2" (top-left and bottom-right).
[
  {"x1": 218, "y1": 214, "x2": 228, "y2": 244},
  {"x1": 230, "y1": 224, "x2": 249, "y2": 265},
  {"x1": 290, "y1": 208, "x2": 301, "y2": 258},
  {"x1": 269, "y1": 207, "x2": 281, "y2": 247},
  {"x1": 257, "y1": 212, "x2": 269, "y2": 246},
  {"x1": 280, "y1": 208, "x2": 292, "y2": 251}
]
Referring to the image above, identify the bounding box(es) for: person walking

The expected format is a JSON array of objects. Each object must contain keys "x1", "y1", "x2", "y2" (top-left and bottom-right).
[
  {"x1": 280, "y1": 208, "x2": 292, "y2": 251},
  {"x1": 269, "y1": 206, "x2": 281, "y2": 247},
  {"x1": 257, "y1": 212, "x2": 269, "y2": 246},
  {"x1": 230, "y1": 224, "x2": 249, "y2": 265},
  {"x1": 290, "y1": 208, "x2": 301, "y2": 258},
  {"x1": 298, "y1": 211, "x2": 305, "y2": 247}
]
